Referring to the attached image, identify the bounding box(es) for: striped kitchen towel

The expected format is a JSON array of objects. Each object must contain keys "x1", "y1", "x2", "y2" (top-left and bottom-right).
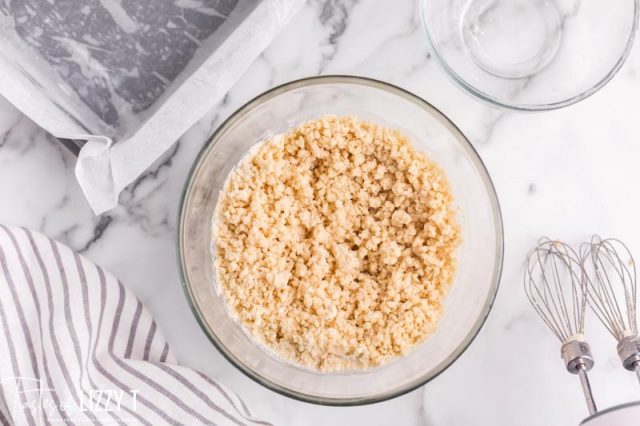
[{"x1": 0, "y1": 225, "x2": 270, "y2": 425}]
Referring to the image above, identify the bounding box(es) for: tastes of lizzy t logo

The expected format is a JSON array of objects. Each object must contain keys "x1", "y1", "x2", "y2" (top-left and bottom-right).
[{"x1": 0, "y1": 376, "x2": 139, "y2": 424}]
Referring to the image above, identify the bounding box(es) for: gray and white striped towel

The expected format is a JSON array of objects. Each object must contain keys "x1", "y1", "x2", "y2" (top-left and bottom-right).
[{"x1": 0, "y1": 225, "x2": 270, "y2": 425}]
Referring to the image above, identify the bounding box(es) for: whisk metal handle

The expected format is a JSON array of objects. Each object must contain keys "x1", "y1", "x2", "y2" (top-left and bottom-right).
[
  {"x1": 562, "y1": 340, "x2": 597, "y2": 415},
  {"x1": 577, "y1": 364, "x2": 597, "y2": 416},
  {"x1": 617, "y1": 336, "x2": 640, "y2": 382}
]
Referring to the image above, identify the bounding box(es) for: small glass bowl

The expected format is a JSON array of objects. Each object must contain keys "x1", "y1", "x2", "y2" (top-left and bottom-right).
[
  {"x1": 420, "y1": 0, "x2": 639, "y2": 111},
  {"x1": 177, "y1": 76, "x2": 503, "y2": 405}
]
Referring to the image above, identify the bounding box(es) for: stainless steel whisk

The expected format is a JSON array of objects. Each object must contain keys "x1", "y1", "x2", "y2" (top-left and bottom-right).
[
  {"x1": 581, "y1": 236, "x2": 640, "y2": 383},
  {"x1": 524, "y1": 238, "x2": 597, "y2": 415}
]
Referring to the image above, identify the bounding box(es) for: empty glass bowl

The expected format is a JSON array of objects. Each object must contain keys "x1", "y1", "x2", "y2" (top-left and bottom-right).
[
  {"x1": 420, "y1": 0, "x2": 639, "y2": 110},
  {"x1": 178, "y1": 76, "x2": 503, "y2": 404}
]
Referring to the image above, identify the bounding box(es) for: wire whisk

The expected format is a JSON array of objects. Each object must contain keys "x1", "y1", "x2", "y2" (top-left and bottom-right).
[
  {"x1": 581, "y1": 236, "x2": 640, "y2": 383},
  {"x1": 524, "y1": 238, "x2": 597, "y2": 415}
]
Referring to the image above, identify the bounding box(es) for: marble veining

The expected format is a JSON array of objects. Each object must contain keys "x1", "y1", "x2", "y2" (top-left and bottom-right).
[{"x1": 2, "y1": 0, "x2": 640, "y2": 425}]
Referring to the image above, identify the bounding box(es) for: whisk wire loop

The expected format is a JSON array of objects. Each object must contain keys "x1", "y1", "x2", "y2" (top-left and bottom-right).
[
  {"x1": 582, "y1": 236, "x2": 638, "y2": 341},
  {"x1": 525, "y1": 238, "x2": 587, "y2": 344}
]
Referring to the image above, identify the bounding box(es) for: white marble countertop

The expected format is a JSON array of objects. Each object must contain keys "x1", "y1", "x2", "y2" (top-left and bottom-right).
[{"x1": 2, "y1": 1, "x2": 640, "y2": 424}]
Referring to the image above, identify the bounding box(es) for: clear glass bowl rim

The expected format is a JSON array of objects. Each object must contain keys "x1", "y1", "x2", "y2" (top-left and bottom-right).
[
  {"x1": 419, "y1": 0, "x2": 640, "y2": 111},
  {"x1": 177, "y1": 75, "x2": 505, "y2": 405}
]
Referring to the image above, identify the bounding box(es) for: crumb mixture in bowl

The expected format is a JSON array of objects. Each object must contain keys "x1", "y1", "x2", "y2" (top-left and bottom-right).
[{"x1": 214, "y1": 116, "x2": 460, "y2": 371}]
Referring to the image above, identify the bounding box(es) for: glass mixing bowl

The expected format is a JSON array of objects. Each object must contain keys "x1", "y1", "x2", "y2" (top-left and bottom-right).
[
  {"x1": 178, "y1": 76, "x2": 503, "y2": 405},
  {"x1": 420, "y1": 0, "x2": 639, "y2": 111}
]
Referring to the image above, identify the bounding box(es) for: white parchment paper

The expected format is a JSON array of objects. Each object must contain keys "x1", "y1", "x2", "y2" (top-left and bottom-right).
[{"x1": 0, "y1": 0, "x2": 304, "y2": 213}]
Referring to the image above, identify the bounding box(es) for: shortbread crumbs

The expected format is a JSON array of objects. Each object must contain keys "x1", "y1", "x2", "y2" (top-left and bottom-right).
[{"x1": 214, "y1": 116, "x2": 460, "y2": 371}]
